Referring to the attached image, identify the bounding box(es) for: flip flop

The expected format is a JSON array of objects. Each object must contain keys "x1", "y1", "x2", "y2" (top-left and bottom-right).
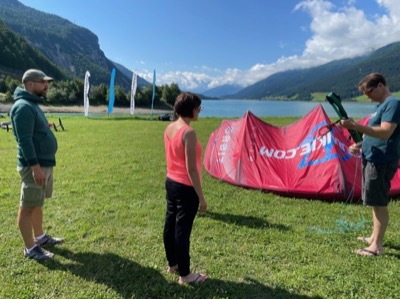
[
  {"x1": 178, "y1": 273, "x2": 207, "y2": 285},
  {"x1": 355, "y1": 248, "x2": 382, "y2": 256},
  {"x1": 167, "y1": 265, "x2": 179, "y2": 274}
]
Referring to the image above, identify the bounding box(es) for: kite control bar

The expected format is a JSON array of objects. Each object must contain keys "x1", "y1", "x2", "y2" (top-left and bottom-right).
[{"x1": 325, "y1": 92, "x2": 363, "y2": 143}]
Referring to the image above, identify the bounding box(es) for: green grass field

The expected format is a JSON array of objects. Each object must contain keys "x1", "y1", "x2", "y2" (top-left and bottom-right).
[
  {"x1": 1, "y1": 115, "x2": 400, "y2": 299},
  {"x1": 311, "y1": 91, "x2": 400, "y2": 102}
]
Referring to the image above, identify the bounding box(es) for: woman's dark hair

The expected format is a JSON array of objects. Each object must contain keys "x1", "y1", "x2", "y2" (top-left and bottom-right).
[{"x1": 173, "y1": 92, "x2": 201, "y2": 120}]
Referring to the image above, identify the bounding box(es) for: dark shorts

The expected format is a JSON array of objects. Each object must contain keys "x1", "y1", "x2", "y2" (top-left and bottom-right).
[{"x1": 362, "y1": 161, "x2": 398, "y2": 207}]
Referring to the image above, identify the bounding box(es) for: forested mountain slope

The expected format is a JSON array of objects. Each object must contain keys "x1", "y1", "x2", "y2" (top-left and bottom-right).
[
  {"x1": 230, "y1": 42, "x2": 400, "y2": 100},
  {"x1": 0, "y1": 0, "x2": 146, "y2": 90}
]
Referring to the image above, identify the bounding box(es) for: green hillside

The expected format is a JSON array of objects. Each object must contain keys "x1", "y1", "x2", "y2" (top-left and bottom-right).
[
  {"x1": 0, "y1": 0, "x2": 142, "y2": 91},
  {"x1": 0, "y1": 20, "x2": 66, "y2": 80},
  {"x1": 231, "y1": 42, "x2": 400, "y2": 101}
]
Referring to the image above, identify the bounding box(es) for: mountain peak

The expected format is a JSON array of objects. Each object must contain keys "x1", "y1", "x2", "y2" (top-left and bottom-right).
[{"x1": 0, "y1": 0, "x2": 25, "y2": 8}]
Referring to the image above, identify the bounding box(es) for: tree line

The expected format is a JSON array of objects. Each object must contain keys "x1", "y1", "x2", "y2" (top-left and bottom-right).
[{"x1": 0, "y1": 75, "x2": 181, "y2": 109}]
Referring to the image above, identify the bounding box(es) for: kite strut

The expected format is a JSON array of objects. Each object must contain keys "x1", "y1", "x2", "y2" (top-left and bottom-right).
[{"x1": 325, "y1": 92, "x2": 363, "y2": 143}]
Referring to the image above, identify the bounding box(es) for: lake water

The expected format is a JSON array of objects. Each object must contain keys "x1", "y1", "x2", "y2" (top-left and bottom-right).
[
  {"x1": 200, "y1": 99, "x2": 376, "y2": 118},
  {"x1": 15, "y1": 99, "x2": 376, "y2": 119}
]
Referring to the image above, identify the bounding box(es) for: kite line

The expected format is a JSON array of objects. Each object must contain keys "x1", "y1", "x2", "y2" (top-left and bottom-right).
[{"x1": 310, "y1": 92, "x2": 366, "y2": 235}]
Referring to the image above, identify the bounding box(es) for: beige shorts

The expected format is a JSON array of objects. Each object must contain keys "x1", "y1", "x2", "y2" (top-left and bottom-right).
[{"x1": 18, "y1": 166, "x2": 53, "y2": 207}]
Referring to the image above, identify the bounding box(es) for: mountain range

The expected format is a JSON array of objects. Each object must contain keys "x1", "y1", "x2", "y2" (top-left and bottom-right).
[
  {"x1": 201, "y1": 84, "x2": 242, "y2": 98},
  {"x1": 228, "y1": 42, "x2": 400, "y2": 100},
  {"x1": 0, "y1": 0, "x2": 149, "y2": 91},
  {"x1": 0, "y1": 0, "x2": 400, "y2": 100}
]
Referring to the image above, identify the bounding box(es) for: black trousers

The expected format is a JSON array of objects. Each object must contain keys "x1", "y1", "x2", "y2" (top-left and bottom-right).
[{"x1": 164, "y1": 178, "x2": 199, "y2": 277}]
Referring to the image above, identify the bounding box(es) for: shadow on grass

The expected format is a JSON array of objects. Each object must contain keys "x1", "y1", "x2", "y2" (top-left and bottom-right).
[
  {"x1": 205, "y1": 211, "x2": 290, "y2": 231},
  {"x1": 386, "y1": 242, "x2": 400, "y2": 251},
  {"x1": 382, "y1": 241, "x2": 400, "y2": 259},
  {"x1": 45, "y1": 247, "x2": 320, "y2": 299},
  {"x1": 45, "y1": 247, "x2": 171, "y2": 298}
]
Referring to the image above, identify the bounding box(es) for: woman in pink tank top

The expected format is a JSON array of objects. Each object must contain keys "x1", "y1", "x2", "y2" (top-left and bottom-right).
[{"x1": 163, "y1": 92, "x2": 208, "y2": 284}]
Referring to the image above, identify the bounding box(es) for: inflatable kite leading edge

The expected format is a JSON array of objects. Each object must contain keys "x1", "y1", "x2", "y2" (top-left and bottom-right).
[{"x1": 203, "y1": 105, "x2": 400, "y2": 200}]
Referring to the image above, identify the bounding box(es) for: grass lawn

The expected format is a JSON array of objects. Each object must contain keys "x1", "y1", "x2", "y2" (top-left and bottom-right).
[
  {"x1": 312, "y1": 91, "x2": 400, "y2": 102},
  {"x1": 1, "y1": 115, "x2": 400, "y2": 299}
]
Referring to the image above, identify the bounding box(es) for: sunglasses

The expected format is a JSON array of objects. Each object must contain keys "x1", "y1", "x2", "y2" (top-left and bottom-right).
[
  {"x1": 364, "y1": 86, "x2": 376, "y2": 97},
  {"x1": 32, "y1": 80, "x2": 49, "y2": 85}
]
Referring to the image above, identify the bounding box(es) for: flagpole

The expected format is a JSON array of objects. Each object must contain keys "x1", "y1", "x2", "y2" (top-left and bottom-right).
[
  {"x1": 130, "y1": 71, "x2": 137, "y2": 115},
  {"x1": 151, "y1": 69, "x2": 156, "y2": 119},
  {"x1": 108, "y1": 68, "x2": 116, "y2": 117},
  {"x1": 84, "y1": 71, "x2": 90, "y2": 117}
]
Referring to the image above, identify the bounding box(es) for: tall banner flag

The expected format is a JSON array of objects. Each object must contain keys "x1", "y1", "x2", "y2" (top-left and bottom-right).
[
  {"x1": 130, "y1": 71, "x2": 137, "y2": 115},
  {"x1": 84, "y1": 71, "x2": 91, "y2": 117},
  {"x1": 151, "y1": 69, "x2": 156, "y2": 118},
  {"x1": 108, "y1": 68, "x2": 116, "y2": 114}
]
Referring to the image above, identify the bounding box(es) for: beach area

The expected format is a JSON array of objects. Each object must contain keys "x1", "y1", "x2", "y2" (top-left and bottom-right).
[{"x1": 0, "y1": 103, "x2": 172, "y2": 116}]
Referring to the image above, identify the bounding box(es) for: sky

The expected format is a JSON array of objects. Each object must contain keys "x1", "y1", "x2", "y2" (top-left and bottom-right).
[{"x1": 17, "y1": 0, "x2": 400, "y2": 92}]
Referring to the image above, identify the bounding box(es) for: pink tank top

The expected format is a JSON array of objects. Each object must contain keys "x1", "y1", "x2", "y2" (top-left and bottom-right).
[{"x1": 164, "y1": 124, "x2": 202, "y2": 186}]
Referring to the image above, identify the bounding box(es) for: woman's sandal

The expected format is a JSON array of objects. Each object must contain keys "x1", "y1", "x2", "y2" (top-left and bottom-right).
[
  {"x1": 178, "y1": 273, "x2": 207, "y2": 285},
  {"x1": 167, "y1": 265, "x2": 179, "y2": 274}
]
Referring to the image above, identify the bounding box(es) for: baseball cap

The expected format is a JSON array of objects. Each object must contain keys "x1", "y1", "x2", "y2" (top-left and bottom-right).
[{"x1": 22, "y1": 69, "x2": 54, "y2": 83}]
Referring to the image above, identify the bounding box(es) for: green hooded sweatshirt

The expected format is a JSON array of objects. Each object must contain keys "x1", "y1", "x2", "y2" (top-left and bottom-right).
[{"x1": 10, "y1": 87, "x2": 57, "y2": 167}]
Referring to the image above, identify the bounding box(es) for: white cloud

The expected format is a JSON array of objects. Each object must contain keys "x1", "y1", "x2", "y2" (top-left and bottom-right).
[
  {"x1": 138, "y1": 70, "x2": 213, "y2": 91},
  {"x1": 155, "y1": 0, "x2": 400, "y2": 91},
  {"x1": 295, "y1": 0, "x2": 400, "y2": 61}
]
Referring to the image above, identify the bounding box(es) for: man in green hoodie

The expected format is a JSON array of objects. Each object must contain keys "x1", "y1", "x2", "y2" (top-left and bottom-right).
[{"x1": 11, "y1": 69, "x2": 64, "y2": 261}]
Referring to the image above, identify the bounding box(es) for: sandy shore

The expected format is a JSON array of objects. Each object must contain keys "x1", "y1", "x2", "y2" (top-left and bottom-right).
[{"x1": 0, "y1": 103, "x2": 172, "y2": 115}]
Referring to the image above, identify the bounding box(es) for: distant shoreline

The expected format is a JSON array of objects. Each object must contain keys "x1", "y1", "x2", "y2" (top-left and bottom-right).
[{"x1": 0, "y1": 103, "x2": 173, "y2": 115}]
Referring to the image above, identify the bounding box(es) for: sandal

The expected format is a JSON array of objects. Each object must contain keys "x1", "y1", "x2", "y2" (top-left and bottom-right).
[
  {"x1": 355, "y1": 248, "x2": 383, "y2": 256},
  {"x1": 167, "y1": 265, "x2": 179, "y2": 274},
  {"x1": 178, "y1": 273, "x2": 207, "y2": 285}
]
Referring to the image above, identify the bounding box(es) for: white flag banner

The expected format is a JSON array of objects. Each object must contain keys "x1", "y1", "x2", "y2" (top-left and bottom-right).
[
  {"x1": 130, "y1": 71, "x2": 137, "y2": 115},
  {"x1": 84, "y1": 71, "x2": 91, "y2": 117}
]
